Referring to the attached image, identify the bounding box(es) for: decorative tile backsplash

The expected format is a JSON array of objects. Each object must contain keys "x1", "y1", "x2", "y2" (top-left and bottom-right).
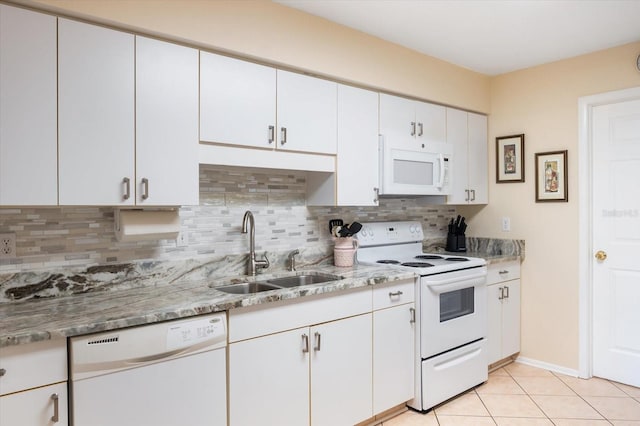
[{"x1": 0, "y1": 165, "x2": 457, "y2": 274}]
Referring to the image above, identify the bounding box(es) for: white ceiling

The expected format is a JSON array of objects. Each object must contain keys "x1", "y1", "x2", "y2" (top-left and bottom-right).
[{"x1": 274, "y1": 0, "x2": 640, "y2": 76}]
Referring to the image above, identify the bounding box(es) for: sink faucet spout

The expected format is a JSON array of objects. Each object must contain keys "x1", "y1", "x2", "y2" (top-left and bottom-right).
[{"x1": 242, "y1": 210, "x2": 269, "y2": 276}]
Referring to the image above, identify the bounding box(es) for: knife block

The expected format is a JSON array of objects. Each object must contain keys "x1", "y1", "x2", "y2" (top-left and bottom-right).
[{"x1": 446, "y1": 233, "x2": 467, "y2": 252}]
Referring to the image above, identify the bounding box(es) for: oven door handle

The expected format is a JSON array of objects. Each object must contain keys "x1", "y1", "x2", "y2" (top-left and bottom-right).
[{"x1": 424, "y1": 273, "x2": 486, "y2": 294}]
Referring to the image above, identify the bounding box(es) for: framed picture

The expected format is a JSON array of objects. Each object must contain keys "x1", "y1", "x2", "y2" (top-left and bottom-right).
[
  {"x1": 496, "y1": 134, "x2": 525, "y2": 183},
  {"x1": 535, "y1": 150, "x2": 568, "y2": 202}
]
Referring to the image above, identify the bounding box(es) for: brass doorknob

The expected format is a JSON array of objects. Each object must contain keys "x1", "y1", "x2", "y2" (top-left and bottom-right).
[{"x1": 595, "y1": 250, "x2": 607, "y2": 261}]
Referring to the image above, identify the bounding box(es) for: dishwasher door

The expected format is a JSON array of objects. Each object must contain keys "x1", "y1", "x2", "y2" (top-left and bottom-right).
[{"x1": 70, "y1": 313, "x2": 227, "y2": 426}]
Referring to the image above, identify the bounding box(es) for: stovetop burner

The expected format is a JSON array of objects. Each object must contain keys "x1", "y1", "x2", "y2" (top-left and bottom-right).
[
  {"x1": 445, "y1": 257, "x2": 470, "y2": 261},
  {"x1": 401, "y1": 262, "x2": 434, "y2": 268},
  {"x1": 377, "y1": 259, "x2": 401, "y2": 265},
  {"x1": 416, "y1": 255, "x2": 444, "y2": 260}
]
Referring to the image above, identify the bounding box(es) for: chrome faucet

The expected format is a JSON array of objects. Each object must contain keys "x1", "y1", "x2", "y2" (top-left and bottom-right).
[
  {"x1": 288, "y1": 249, "x2": 300, "y2": 272},
  {"x1": 241, "y1": 210, "x2": 269, "y2": 276}
]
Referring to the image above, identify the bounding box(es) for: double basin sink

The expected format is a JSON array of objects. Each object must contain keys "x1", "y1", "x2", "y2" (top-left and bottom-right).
[{"x1": 216, "y1": 272, "x2": 343, "y2": 295}]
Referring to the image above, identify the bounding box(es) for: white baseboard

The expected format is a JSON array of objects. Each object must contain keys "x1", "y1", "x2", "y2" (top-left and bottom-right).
[{"x1": 515, "y1": 356, "x2": 582, "y2": 378}]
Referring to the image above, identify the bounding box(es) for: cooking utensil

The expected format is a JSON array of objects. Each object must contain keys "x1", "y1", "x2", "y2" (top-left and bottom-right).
[
  {"x1": 329, "y1": 219, "x2": 344, "y2": 234},
  {"x1": 347, "y1": 222, "x2": 362, "y2": 235}
]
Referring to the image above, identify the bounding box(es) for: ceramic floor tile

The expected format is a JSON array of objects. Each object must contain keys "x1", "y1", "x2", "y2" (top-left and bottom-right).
[
  {"x1": 583, "y1": 396, "x2": 640, "y2": 421},
  {"x1": 513, "y1": 376, "x2": 576, "y2": 396},
  {"x1": 383, "y1": 410, "x2": 438, "y2": 426},
  {"x1": 477, "y1": 375, "x2": 526, "y2": 395},
  {"x1": 490, "y1": 368, "x2": 510, "y2": 377},
  {"x1": 612, "y1": 382, "x2": 640, "y2": 398},
  {"x1": 436, "y1": 415, "x2": 496, "y2": 425},
  {"x1": 504, "y1": 362, "x2": 555, "y2": 378},
  {"x1": 558, "y1": 375, "x2": 628, "y2": 397},
  {"x1": 434, "y1": 392, "x2": 490, "y2": 417},
  {"x1": 479, "y1": 394, "x2": 546, "y2": 418},
  {"x1": 493, "y1": 418, "x2": 554, "y2": 425},
  {"x1": 530, "y1": 395, "x2": 603, "y2": 419},
  {"x1": 551, "y1": 420, "x2": 612, "y2": 426}
]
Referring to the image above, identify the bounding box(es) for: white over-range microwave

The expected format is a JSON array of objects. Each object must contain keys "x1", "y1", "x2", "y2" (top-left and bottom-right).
[{"x1": 379, "y1": 135, "x2": 453, "y2": 196}]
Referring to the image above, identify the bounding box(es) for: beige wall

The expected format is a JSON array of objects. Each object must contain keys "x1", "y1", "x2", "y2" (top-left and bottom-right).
[
  {"x1": 460, "y1": 41, "x2": 640, "y2": 369},
  {"x1": 19, "y1": 0, "x2": 490, "y2": 113},
  {"x1": 12, "y1": 0, "x2": 640, "y2": 371}
]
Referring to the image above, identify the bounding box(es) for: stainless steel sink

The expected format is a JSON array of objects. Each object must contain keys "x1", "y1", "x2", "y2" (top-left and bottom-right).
[
  {"x1": 216, "y1": 282, "x2": 282, "y2": 294},
  {"x1": 266, "y1": 272, "x2": 342, "y2": 288}
]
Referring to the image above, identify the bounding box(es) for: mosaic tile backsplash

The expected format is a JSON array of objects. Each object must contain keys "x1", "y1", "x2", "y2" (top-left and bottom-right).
[{"x1": 0, "y1": 165, "x2": 457, "y2": 274}]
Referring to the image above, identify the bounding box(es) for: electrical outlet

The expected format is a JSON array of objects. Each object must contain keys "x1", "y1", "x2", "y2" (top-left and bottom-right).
[
  {"x1": 176, "y1": 231, "x2": 189, "y2": 247},
  {"x1": 0, "y1": 233, "x2": 16, "y2": 259},
  {"x1": 501, "y1": 217, "x2": 511, "y2": 232}
]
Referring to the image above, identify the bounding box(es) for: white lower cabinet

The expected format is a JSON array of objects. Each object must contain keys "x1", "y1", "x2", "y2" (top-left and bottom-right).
[
  {"x1": 487, "y1": 261, "x2": 521, "y2": 365},
  {"x1": 0, "y1": 339, "x2": 68, "y2": 425}
]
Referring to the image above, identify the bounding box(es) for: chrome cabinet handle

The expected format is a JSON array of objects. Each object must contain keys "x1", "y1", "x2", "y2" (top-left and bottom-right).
[
  {"x1": 122, "y1": 177, "x2": 131, "y2": 200},
  {"x1": 0, "y1": 368, "x2": 5, "y2": 377},
  {"x1": 409, "y1": 307, "x2": 416, "y2": 324},
  {"x1": 470, "y1": 189, "x2": 476, "y2": 201},
  {"x1": 504, "y1": 285, "x2": 510, "y2": 299},
  {"x1": 389, "y1": 290, "x2": 403, "y2": 298},
  {"x1": 268, "y1": 125, "x2": 275, "y2": 144},
  {"x1": 280, "y1": 127, "x2": 287, "y2": 145},
  {"x1": 498, "y1": 286, "x2": 504, "y2": 300},
  {"x1": 499, "y1": 270, "x2": 509, "y2": 275},
  {"x1": 141, "y1": 178, "x2": 149, "y2": 200},
  {"x1": 314, "y1": 332, "x2": 321, "y2": 351},
  {"x1": 302, "y1": 334, "x2": 309, "y2": 353},
  {"x1": 410, "y1": 122, "x2": 416, "y2": 136},
  {"x1": 51, "y1": 393, "x2": 59, "y2": 422},
  {"x1": 465, "y1": 189, "x2": 470, "y2": 201},
  {"x1": 373, "y1": 187, "x2": 379, "y2": 204},
  {"x1": 418, "y1": 122, "x2": 424, "y2": 136}
]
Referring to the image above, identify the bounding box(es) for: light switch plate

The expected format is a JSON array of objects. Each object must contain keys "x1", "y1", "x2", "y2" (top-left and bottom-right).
[{"x1": 501, "y1": 217, "x2": 511, "y2": 232}]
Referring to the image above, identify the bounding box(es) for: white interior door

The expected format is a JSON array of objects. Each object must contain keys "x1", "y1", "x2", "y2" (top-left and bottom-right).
[{"x1": 592, "y1": 98, "x2": 640, "y2": 387}]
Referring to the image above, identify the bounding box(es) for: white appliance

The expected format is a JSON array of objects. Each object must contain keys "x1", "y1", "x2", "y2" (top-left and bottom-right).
[
  {"x1": 356, "y1": 221, "x2": 487, "y2": 411},
  {"x1": 70, "y1": 313, "x2": 227, "y2": 426},
  {"x1": 379, "y1": 136, "x2": 452, "y2": 196}
]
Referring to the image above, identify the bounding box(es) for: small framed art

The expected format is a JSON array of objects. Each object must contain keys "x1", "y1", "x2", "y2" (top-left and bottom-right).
[
  {"x1": 535, "y1": 150, "x2": 568, "y2": 202},
  {"x1": 496, "y1": 134, "x2": 525, "y2": 183}
]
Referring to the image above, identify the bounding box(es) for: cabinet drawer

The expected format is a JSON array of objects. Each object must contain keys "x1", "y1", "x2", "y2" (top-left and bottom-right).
[
  {"x1": 0, "y1": 339, "x2": 67, "y2": 396},
  {"x1": 487, "y1": 260, "x2": 520, "y2": 285},
  {"x1": 229, "y1": 287, "x2": 371, "y2": 342},
  {"x1": 373, "y1": 279, "x2": 415, "y2": 310}
]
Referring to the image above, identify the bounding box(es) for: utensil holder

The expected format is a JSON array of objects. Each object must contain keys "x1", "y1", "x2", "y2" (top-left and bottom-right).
[
  {"x1": 446, "y1": 233, "x2": 467, "y2": 252},
  {"x1": 333, "y1": 237, "x2": 359, "y2": 267}
]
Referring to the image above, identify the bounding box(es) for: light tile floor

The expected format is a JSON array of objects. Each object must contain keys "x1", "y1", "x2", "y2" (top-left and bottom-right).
[{"x1": 384, "y1": 362, "x2": 640, "y2": 426}]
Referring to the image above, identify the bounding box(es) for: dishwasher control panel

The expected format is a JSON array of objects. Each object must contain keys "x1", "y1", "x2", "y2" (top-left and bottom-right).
[{"x1": 167, "y1": 315, "x2": 226, "y2": 350}]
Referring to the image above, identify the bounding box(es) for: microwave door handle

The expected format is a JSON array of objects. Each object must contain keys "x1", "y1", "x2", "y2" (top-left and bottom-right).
[{"x1": 436, "y1": 154, "x2": 445, "y2": 188}]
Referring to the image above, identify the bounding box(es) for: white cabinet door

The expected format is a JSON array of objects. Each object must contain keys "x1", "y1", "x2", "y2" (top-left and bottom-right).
[
  {"x1": 200, "y1": 52, "x2": 276, "y2": 148},
  {"x1": 379, "y1": 93, "x2": 415, "y2": 146},
  {"x1": 311, "y1": 314, "x2": 372, "y2": 426},
  {"x1": 336, "y1": 84, "x2": 379, "y2": 206},
  {"x1": 487, "y1": 283, "x2": 504, "y2": 365},
  {"x1": 0, "y1": 5, "x2": 57, "y2": 205},
  {"x1": 228, "y1": 327, "x2": 309, "y2": 426},
  {"x1": 0, "y1": 382, "x2": 68, "y2": 426},
  {"x1": 58, "y1": 19, "x2": 134, "y2": 206},
  {"x1": 373, "y1": 304, "x2": 415, "y2": 414},
  {"x1": 416, "y1": 101, "x2": 446, "y2": 145},
  {"x1": 467, "y1": 112, "x2": 488, "y2": 204},
  {"x1": 446, "y1": 108, "x2": 469, "y2": 204},
  {"x1": 136, "y1": 36, "x2": 198, "y2": 206},
  {"x1": 277, "y1": 70, "x2": 337, "y2": 155},
  {"x1": 501, "y1": 280, "x2": 521, "y2": 359}
]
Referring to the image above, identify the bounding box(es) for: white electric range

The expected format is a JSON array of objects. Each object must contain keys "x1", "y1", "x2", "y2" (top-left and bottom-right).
[{"x1": 356, "y1": 221, "x2": 488, "y2": 411}]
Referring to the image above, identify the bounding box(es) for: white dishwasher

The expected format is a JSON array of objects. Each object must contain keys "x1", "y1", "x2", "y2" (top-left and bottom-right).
[{"x1": 70, "y1": 312, "x2": 227, "y2": 426}]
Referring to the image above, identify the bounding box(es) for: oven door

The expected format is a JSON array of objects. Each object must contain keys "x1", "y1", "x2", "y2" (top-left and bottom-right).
[{"x1": 420, "y1": 267, "x2": 487, "y2": 358}]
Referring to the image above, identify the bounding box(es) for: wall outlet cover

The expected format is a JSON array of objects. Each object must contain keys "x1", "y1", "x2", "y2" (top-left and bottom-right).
[{"x1": 0, "y1": 233, "x2": 17, "y2": 258}]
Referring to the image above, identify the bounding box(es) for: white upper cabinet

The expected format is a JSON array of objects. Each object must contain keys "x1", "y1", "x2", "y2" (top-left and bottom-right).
[
  {"x1": 446, "y1": 108, "x2": 488, "y2": 204},
  {"x1": 136, "y1": 36, "x2": 199, "y2": 206},
  {"x1": 200, "y1": 52, "x2": 276, "y2": 148},
  {"x1": 58, "y1": 18, "x2": 135, "y2": 206},
  {"x1": 379, "y1": 93, "x2": 446, "y2": 150},
  {"x1": 276, "y1": 70, "x2": 338, "y2": 155},
  {"x1": 336, "y1": 85, "x2": 379, "y2": 206},
  {"x1": 0, "y1": 5, "x2": 57, "y2": 205}
]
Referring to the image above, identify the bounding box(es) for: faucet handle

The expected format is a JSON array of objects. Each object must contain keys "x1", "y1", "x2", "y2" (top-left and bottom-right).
[
  {"x1": 288, "y1": 249, "x2": 300, "y2": 272},
  {"x1": 256, "y1": 253, "x2": 270, "y2": 270}
]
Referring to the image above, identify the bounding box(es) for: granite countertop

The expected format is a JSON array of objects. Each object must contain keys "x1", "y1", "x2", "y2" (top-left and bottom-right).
[
  {"x1": 0, "y1": 263, "x2": 416, "y2": 348},
  {"x1": 0, "y1": 251, "x2": 520, "y2": 349}
]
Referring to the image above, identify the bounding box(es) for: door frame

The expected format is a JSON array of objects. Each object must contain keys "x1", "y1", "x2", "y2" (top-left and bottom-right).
[{"x1": 578, "y1": 86, "x2": 640, "y2": 379}]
